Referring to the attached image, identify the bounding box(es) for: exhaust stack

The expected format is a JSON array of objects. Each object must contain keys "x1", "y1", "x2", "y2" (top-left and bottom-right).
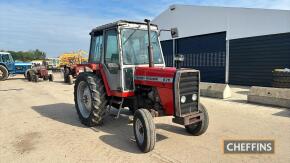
[{"x1": 144, "y1": 19, "x2": 154, "y2": 67}]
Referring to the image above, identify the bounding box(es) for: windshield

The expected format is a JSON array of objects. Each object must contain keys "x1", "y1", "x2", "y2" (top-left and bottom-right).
[{"x1": 121, "y1": 28, "x2": 163, "y2": 65}]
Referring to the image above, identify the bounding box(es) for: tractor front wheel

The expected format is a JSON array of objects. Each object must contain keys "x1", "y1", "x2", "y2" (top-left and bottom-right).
[
  {"x1": 74, "y1": 72, "x2": 108, "y2": 126},
  {"x1": 49, "y1": 74, "x2": 54, "y2": 81},
  {"x1": 68, "y1": 75, "x2": 73, "y2": 85},
  {"x1": 0, "y1": 65, "x2": 8, "y2": 81},
  {"x1": 133, "y1": 109, "x2": 156, "y2": 153},
  {"x1": 33, "y1": 75, "x2": 39, "y2": 82},
  {"x1": 185, "y1": 103, "x2": 209, "y2": 136},
  {"x1": 43, "y1": 76, "x2": 49, "y2": 81}
]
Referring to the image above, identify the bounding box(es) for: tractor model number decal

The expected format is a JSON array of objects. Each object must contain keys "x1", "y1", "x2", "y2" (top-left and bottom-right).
[{"x1": 135, "y1": 75, "x2": 173, "y2": 83}]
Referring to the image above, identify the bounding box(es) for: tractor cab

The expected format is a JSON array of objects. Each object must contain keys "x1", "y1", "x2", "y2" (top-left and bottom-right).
[
  {"x1": 88, "y1": 20, "x2": 165, "y2": 92},
  {"x1": 0, "y1": 52, "x2": 15, "y2": 80},
  {"x1": 0, "y1": 52, "x2": 14, "y2": 72}
]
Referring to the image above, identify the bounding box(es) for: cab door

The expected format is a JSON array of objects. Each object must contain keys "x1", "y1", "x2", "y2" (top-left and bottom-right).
[{"x1": 102, "y1": 28, "x2": 122, "y2": 91}]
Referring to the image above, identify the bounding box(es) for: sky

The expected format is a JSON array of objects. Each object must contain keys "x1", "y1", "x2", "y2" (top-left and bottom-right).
[{"x1": 0, "y1": 0, "x2": 290, "y2": 57}]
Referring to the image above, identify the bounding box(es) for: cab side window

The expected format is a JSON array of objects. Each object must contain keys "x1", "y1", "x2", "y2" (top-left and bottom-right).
[
  {"x1": 89, "y1": 33, "x2": 103, "y2": 63},
  {"x1": 104, "y1": 29, "x2": 119, "y2": 65}
]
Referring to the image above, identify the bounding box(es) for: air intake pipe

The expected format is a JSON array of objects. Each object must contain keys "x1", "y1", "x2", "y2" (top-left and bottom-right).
[{"x1": 174, "y1": 54, "x2": 184, "y2": 69}]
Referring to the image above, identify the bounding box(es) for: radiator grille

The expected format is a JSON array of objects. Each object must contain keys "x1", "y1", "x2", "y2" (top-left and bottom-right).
[{"x1": 175, "y1": 70, "x2": 199, "y2": 116}]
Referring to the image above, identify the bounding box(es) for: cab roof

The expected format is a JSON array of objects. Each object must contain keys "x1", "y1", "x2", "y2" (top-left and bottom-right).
[{"x1": 90, "y1": 20, "x2": 158, "y2": 34}]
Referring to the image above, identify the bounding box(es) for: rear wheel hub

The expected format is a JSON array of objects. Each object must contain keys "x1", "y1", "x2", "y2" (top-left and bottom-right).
[{"x1": 77, "y1": 81, "x2": 92, "y2": 118}]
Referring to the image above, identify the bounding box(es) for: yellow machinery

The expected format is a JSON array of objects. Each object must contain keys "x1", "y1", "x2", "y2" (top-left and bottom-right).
[{"x1": 59, "y1": 50, "x2": 88, "y2": 67}]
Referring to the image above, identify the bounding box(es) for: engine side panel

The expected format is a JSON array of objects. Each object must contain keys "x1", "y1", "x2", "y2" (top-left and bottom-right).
[
  {"x1": 156, "y1": 87, "x2": 174, "y2": 115},
  {"x1": 134, "y1": 67, "x2": 177, "y2": 115},
  {"x1": 134, "y1": 67, "x2": 176, "y2": 88}
]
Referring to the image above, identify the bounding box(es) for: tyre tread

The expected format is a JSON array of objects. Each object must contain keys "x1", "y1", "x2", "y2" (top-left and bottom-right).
[
  {"x1": 185, "y1": 103, "x2": 209, "y2": 136},
  {"x1": 133, "y1": 109, "x2": 156, "y2": 153},
  {"x1": 74, "y1": 72, "x2": 108, "y2": 127}
]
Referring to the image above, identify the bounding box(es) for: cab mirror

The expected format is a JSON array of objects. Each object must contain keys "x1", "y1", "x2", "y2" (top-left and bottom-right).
[
  {"x1": 158, "y1": 28, "x2": 179, "y2": 38},
  {"x1": 171, "y1": 28, "x2": 178, "y2": 38}
]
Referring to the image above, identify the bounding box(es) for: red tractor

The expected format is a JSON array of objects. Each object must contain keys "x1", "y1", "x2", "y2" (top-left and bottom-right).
[
  {"x1": 63, "y1": 64, "x2": 88, "y2": 85},
  {"x1": 26, "y1": 66, "x2": 54, "y2": 82},
  {"x1": 63, "y1": 65, "x2": 76, "y2": 85},
  {"x1": 74, "y1": 20, "x2": 209, "y2": 153}
]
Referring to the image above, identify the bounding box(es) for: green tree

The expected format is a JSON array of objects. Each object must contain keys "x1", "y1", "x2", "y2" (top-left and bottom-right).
[{"x1": 0, "y1": 49, "x2": 47, "y2": 61}]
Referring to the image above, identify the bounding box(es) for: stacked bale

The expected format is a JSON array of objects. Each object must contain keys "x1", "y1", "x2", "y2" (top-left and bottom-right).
[{"x1": 272, "y1": 69, "x2": 290, "y2": 88}]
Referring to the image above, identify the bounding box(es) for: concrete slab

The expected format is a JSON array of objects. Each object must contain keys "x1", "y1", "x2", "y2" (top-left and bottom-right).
[
  {"x1": 224, "y1": 85, "x2": 250, "y2": 103},
  {"x1": 200, "y1": 82, "x2": 231, "y2": 99},
  {"x1": 248, "y1": 86, "x2": 290, "y2": 108}
]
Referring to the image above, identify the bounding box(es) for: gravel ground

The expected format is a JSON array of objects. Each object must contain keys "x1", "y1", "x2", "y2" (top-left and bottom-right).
[{"x1": 0, "y1": 74, "x2": 289, "y2": 163}]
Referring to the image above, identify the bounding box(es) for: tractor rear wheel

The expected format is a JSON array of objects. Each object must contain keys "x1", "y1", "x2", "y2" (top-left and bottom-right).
[
  {"x1": 185, "y1": 103, "x2": 209, "y2": 136},
  {"x1": 0, "y1": 65, "x2": 8, "y2": 81},
  {"x1": 27, "y1": 70, "x2": 34, "y2": 81},
  {"x1": 24, "y1": 69, "x2": 30, "y2": 79},
  {"x1": 133, "y1": 109, "x2": 156, "y2": 153},
  {"x1": 49, "y1": 74, "x2": 54, "y2": 81},
  {"x1": 74, "y1": 72, "x2": 108, "y2": 126}
]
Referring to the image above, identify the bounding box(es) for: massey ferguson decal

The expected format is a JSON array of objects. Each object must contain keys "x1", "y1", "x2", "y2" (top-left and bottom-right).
[{"x1": 135, "y1": 75, "x2": 173, "y2": 83}]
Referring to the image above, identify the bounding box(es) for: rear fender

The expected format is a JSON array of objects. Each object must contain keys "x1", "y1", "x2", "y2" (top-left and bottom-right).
[
  {"x1": 0, "y1": 63, "x2": 8, "y2": 69},
  {"x1": 74, "y1": 63, "x2": 99, "y2": 76},
  {"x1": 73, "y1": 63, "x2": 112, "y2": 96}
]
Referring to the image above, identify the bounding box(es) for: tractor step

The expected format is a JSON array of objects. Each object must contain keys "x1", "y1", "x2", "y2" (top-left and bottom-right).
[{"x1": 107, "y1": 97, "x2": 124, "y2": 119}]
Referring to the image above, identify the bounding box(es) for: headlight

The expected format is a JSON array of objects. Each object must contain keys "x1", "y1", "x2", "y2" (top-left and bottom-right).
[
  {"x1": 180, "y1": 96, "x2": 186, "y2": 103},
  {"x1": 192, "y1": 94, "x2": 197, "y2": 101}
]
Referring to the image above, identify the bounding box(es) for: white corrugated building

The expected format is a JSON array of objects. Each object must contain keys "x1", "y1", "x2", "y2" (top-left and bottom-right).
[{"x1": 153, "y1": 5, "x2": 290, "y2": 86}]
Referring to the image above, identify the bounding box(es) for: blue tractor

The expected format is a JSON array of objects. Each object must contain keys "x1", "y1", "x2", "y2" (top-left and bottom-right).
[{"x1": 0, "y1": 52, "x2": 32, "y2": 81}]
